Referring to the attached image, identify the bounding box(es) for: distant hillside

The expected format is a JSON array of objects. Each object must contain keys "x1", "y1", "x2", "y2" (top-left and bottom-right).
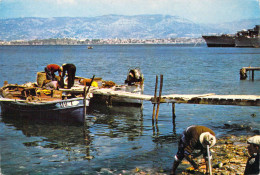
[
  {"x1": 0, "y1": 15, "x2": 259, "y2": 41},
  {"x1": 205, "y1": 18, "x2": 260, "y2": 34}
]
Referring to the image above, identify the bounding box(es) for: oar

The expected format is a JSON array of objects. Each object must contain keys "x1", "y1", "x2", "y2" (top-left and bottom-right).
[{"x1": 86, "y1": 75, "x2": 95, "y2": 96}]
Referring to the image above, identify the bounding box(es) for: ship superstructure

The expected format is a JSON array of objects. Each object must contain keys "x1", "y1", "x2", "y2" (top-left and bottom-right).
[
  {"x1": 235, "y1": 25, "x2": 260, "y2": 48},
  {"x1": 202, "y1": 25, "x2": 260, "y2": 48}
]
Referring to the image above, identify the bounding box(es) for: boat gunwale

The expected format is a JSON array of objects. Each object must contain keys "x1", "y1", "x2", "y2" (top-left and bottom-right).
[{"x1": 0, "y1": 96, "x2": 85, "y2": 105}]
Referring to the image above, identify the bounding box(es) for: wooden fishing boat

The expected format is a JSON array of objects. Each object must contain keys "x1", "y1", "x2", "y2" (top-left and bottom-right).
[
  {"x1": 60, "y1": 68, "x2": 144, "y2": 107},
  {"x1": 0, "y1": 83, "x2": 90, "y2": 123},
  {"x1": 85, "y1": 68, "x2": 144, "y2": 107},
  {"x1": 90, "y1": 83, "x2": 144, "y2": 107}
]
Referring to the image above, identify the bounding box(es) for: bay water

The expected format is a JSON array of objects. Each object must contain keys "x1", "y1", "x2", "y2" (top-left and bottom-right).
[{"x1": 0, "y1": 45, "x2": 259, "y2": 174}]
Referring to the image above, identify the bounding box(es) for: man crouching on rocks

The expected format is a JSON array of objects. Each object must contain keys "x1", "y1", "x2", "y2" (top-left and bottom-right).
[
  {"x1": 244, "y1": 135, "x2": 260, "y2": 175},
  {"x1": 171, "y1": 125, "x2": 216, "y2": 175}
]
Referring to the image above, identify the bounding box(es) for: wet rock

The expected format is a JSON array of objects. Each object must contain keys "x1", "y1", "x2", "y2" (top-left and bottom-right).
[
  {"x1": 100, "y1": 168, "x2": 114, "y2": 174},
  {"x1": 223, "y1": 123, "x2": 252, "y2": 131},
  {"x1": 251, "y1": 113, "x2": 256, "y2": 118},
  {"x1": 213, "y1": 162, "x2": 223, "y2": 168}
]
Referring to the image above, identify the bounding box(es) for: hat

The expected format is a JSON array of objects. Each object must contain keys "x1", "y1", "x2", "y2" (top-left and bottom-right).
[
  {"x1": 199, "y1": 132, "x2": 216, "y2": 148},
  {"x1": 247, "y1": 135, "x2": 260, "y2": 146}
]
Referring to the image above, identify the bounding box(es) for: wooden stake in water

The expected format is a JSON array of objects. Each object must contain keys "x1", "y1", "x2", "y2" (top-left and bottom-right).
[
  {"x1": 172, "y1": 102, "x2": 176, "y2": 133},
  {"x1": 155, "y1": 74, "x2": 163, "y2": 121},
  {"x1": 83, "y1": 75, "x2": 95, "y2": 122},
  {"x1": 152, "y1": 75, "x2": 158, "y2": 123},
  {"x1": 83, "y1": 86, "x2": 87, "y2": 122}
]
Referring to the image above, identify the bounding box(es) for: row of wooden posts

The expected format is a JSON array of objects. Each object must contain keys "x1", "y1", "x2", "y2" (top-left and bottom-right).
[{"x1": 151, "y1": 74, "x2": 177, "y2": 131}]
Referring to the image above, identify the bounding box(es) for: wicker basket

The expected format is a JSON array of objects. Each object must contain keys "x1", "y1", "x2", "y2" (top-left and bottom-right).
[{"x1": 37, "y1": 72, "x2": 46, "y2": 87}]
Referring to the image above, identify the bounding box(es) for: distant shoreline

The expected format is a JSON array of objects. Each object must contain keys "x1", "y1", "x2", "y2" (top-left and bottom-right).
[
  {"x1": 0, "y1": 37, "x2": 205, "y2": 46},
  {"x1": 0, "y1": 43, "x2": 206, "y2": 46}
]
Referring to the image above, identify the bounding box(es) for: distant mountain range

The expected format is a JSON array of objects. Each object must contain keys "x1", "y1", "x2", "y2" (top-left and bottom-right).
[{"x1": 0, "y1": 15, "x2": 259, "y2": 41}]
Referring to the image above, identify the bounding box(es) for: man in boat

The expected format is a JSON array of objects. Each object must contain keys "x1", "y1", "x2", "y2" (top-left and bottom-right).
[
  {"x1": 125, "y1": 69, "x2": 143, "y2": 85},
  {"x1": 240, "y1": 68, "x2": 247, "y2": 80},
  {"x1": 44, "y1": 64, "x2": 63, "y2": 81},
  {"x1": 244, "y1": 135, "x2": 260, "y2": 174},
  {"x1": 171, "y1": 125, "x2": 216, "y2": 174},
  {"x1": 61, "y1": 63, "x2": 76, "y2": 89}
]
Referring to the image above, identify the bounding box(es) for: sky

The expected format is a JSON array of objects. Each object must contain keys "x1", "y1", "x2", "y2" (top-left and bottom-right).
[{"x1": 0, "y1": 0, "x2": 259, "y2": 24}]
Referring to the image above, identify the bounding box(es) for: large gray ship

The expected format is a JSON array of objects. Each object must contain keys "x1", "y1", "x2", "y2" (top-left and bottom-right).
[
  {"x1": 202, "y1": 34, "x2": 235, "y2": 47},
  {"x1": 235, "y1": 25, "x2": 260, "y2": 48},
  {"x1": 202, "y1": 25, "x2": 260, "y2": 48}
]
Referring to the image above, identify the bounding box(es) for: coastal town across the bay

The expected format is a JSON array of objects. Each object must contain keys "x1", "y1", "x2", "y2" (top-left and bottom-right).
[{"x1": 0, "y1": 37, "x2": 205, "y2": 45}]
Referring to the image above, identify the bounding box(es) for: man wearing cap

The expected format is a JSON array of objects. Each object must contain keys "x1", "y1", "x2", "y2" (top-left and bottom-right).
[
  {"x1": 45, "y1": 64, "x2": 62, "y2": 81},
  {"x1": 244, "y1": 135, "x2": 260, "y2": 175},
  {"x1": 61, "y1": 63, "x2": 76, "y2": 89},
  {"x1": 171, "y1": 125, "x2": 216, "y2": 174}
]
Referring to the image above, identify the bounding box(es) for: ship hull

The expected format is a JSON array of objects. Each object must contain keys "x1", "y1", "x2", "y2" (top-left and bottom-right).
[
  {"x1": 235, "y1": 37, "x2": 260, "y2": 48},
  {"x1": 202, "y1": 35, "x2": 235, "y2": 47}
]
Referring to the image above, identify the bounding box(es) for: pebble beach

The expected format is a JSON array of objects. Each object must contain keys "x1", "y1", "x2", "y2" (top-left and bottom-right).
[
  {"x1": 181, "y1": 135, "x2": 249, "y2": 175},
  {"x1": 131, "y1": 135, "x2": 252, "y2": 175}
]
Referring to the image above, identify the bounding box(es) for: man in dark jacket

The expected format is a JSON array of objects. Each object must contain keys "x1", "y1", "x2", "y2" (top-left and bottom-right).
[
  {"x1": 171, "y1": 125, "x2": 216, "y2": 174},
  {"x1": 61, "y1": 63, "x2": 76, "y2": 89},
  {"x1": 244, "y1": 135, "x2": 260, "y2": 175}
]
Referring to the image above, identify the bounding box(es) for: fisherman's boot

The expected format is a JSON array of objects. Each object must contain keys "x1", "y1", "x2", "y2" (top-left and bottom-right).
[{"x1": 171, "y1": 160, "x2": 180, "y2": 175}]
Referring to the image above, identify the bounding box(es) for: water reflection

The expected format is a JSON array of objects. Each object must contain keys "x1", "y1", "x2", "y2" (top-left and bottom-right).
[
  {"x1": 88, "y1": 104, "x2": 144, "y2": 141},
  {"x1": 1, "y1": 114, "x2": 92, "y2": 160},
  {"x1": 1, "y1": 104, "x2": 146, "y2": 162}
]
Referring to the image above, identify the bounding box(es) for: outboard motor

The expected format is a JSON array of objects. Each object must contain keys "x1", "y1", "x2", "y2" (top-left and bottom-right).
[{"x1": 125, "y1": 69, "x2": 144, "y2": 85}]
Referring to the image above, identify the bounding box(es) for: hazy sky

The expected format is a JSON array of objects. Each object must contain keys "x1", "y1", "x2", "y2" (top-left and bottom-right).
[{"x1": 0, "y1": 0, "x2": 259, "y2": 23}]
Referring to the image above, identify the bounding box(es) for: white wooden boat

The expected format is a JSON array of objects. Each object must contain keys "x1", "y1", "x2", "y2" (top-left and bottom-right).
[
  {"x1": 88, "y1": 68, "x2": 144, "y2": 107},
  {"x1": 90, "y1": 84, "x2": 143, "y2": 107}
]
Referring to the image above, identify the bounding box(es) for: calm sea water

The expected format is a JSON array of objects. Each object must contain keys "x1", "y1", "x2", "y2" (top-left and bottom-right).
[{"x1": 0, "y1": 45, "x2": 259, "y2": 174}]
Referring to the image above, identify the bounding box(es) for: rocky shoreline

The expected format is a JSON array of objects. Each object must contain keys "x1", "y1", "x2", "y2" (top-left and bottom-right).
[
  {"x1": 181, "y1": 134, "x2": 249, "y2": 175},
  {"x1": 129, "y1": 135, "x2": 251, "y2": 175}
]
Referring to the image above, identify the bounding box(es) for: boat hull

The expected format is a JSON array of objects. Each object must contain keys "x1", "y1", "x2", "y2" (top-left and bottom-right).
[
  {"x1": 90, "y1": 85, "x2": 144, "y2": 107},
  {"x1": 90, "y1": 94, "x2": 143, "y2": 107},
  {"x1": 0, "y1": 98, "x2": 88, "y2": 123}
]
